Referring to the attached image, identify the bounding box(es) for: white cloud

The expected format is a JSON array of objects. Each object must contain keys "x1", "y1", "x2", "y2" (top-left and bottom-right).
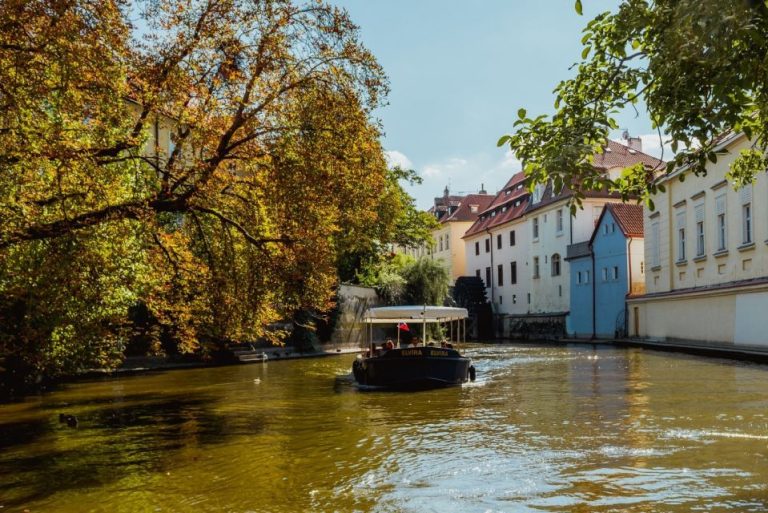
[
  {"x1": 407, "y1": 150, "x2": 526, "y2": 208},
  {"x1": 500, "y1": 150, "x2": 521, "y2": 170},
  {"x1": 384, "y1": 150, "x2": 413, "y2": 170}
]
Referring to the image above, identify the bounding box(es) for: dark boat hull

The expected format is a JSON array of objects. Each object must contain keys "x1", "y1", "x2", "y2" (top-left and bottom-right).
[{"x1": 352, "y1": 347, "x2": 472, "y2": 390}]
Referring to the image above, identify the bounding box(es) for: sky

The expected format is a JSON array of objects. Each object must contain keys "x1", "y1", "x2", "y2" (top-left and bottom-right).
[{"x1": 332, "y1": 0, "x2": 670, "y2": 209}]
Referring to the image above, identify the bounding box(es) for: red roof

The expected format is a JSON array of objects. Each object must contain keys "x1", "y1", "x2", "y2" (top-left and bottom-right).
[
  {"x1": 592, "y1": 140, "x2": 664, "y2": 170},
  {"x1": 461, "y1": 140, "x2": 662, "y2": 239},
  {"x1": 441, "y1": 194, "x2": 494, "y2": 222},
  {"x1": 463, "y1": 172, "x2": 529, "y2": 238},
  {"x1": 606, "y1": 203, "x2": 644, "y2": 238}
]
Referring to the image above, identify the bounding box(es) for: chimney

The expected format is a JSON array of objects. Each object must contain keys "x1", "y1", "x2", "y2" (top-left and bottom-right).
[
  {"x1": 622, "y1": 130, "x2": 642, "y2": 152},
  {"x1": 479, "y1": 183, "x2": 487, "y2": 195},
  {"x1": 444, "y1": 185, "x2": 449, "y2": 198}
]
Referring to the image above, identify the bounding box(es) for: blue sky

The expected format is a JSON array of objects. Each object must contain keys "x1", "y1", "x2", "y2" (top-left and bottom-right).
[{"x1": 332, "y1": 0, "x2": 667, "y2": 209}]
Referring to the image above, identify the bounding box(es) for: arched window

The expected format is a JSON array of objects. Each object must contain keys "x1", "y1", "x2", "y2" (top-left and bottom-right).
[{"x1": 551, "y1": 253, "x2": 561, "y2": 276}]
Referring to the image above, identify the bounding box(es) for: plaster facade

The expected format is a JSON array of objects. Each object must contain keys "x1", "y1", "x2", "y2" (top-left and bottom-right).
[{"x1": 628, "y1": 133, "x2": 768, "y2": 346}]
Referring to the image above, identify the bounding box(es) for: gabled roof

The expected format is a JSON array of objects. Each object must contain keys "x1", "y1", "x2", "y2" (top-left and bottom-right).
[
  {"x1": 462, "y1": 172, "x2": 529, "y2": 238},
  {"x1": 593, "y1": 140, "x2": 664, "y2": 170},
  {"x1": 589, "y1": 203, "x2": 644, "y2": 245},
  {"x1": 440, "y1": 193, "x2": 494, "y2": 222}
]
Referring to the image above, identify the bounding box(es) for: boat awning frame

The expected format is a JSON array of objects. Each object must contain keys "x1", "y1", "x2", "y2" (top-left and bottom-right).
[{"x1": 362, "y1": 305, "x2": 468, "y2": 324}]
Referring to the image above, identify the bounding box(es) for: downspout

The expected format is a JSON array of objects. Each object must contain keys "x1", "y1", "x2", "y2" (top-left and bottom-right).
[
  {"x1": 590, "y1": 244, "x2": 596, "y2": 340},
  {"x1": 626, "y1": 237, "x2": 633, "y2": 339},
  {"x1": 667, "y1": 178, "x2": 674, "y2": 291}
]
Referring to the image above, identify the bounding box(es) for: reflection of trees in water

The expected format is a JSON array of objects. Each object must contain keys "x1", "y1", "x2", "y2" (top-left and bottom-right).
[{"x1": 0, "y1": 394, "x2": 267, "y2": 509}]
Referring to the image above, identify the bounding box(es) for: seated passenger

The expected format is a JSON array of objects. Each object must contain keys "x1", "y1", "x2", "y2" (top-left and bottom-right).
[{"x1": 384, "y1": 339, "x2": 395, "y2": 351}]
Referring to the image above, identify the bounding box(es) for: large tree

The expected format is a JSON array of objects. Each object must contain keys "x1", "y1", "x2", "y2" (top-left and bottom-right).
[
  {"x1": 499, "y1": 0, "x2": 768, "y2": 209},
  {"x1": 0, "y1": 0, "x2": 424, "y2": 386}
]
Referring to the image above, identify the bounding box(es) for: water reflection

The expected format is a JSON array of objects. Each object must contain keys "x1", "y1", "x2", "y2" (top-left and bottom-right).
[{"x1": 0, "y1": 345, "x2": 767, "y2": 512}]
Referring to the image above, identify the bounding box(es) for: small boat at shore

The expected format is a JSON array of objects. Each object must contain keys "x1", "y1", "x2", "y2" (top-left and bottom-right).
[{"x1": 352, "y1": 306, "x2": 476, "y2": 390}]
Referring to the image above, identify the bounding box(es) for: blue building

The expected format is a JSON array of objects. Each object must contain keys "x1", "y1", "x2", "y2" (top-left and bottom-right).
[{"x1": 567, "y1": 204, "x2": 645, "y2": 339}]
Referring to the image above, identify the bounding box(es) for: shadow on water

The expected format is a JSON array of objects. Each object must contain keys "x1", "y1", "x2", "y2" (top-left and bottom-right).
[{"x1": 0, "y1": 394, "x2": 267, "y2": 509}]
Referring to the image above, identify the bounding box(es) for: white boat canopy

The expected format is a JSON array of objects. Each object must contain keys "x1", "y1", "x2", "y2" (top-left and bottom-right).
[{"x1": 363, "y1": 305, "x2": 468, "y2": 324}]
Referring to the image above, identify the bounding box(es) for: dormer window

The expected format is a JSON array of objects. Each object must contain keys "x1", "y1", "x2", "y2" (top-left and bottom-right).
[{"x1": 470, "y1": 204, "x2": 478, "y2": 213}]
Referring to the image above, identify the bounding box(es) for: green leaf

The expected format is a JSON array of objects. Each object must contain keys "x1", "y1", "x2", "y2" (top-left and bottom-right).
[
  {"x1": 708, "y1": 152, "x2": 717, "y2": 163},
  {"x1": 497, "y1": 135, "x2": 511, "y2": 147},
  {"x1": 575, "y1": 0, "x2": 583, "y2": 15},
  {"x1": 657, "y1": 184, "x2": 666, "y2": 193},
  {"x1": 582, "y1": 46, "x2": 591, "y2": 59},
  {"x1": 517, "y1": 108, "x2": 527, "y2": 120}
]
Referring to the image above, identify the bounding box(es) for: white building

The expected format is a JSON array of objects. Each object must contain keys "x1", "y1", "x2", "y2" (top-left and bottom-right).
[
  {"x1": 463, "y1": 139, "x2": 663, "y2": 336},
  {"x1": 464, "y1": 172, "x2": 531, "y2": 314},
  {"x1": 629, "y1": 132, "x2": 768, "y2": 347}
]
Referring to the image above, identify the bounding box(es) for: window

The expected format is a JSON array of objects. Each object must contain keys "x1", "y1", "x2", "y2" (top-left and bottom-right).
[
  {"x1": 640, "y1": 261, "x2": 645, "y2": 274},
  {"x1": 510, "y1": 262, "x2": 517, "y2": 284},
  {"x1": 551, "y1": 253, "x2": 561, "y2": 276},
  {"x1": 558, "y1": 284, "x2": 562, "y2": 297},
  {"x1": 577, "y1": 271, "x2": 582, "y2": 284},
  {"x1": 612, "y1": 266, "x2": 619, "y2": 280},
  {"x1": 497, "y1": 264, "x2": 504, "y2": 286},
  {"x1": 485, "y1": 267, "x2": 491, "y2": 287},
  {"x1": 556, "y1": 209, "x2": 563, "y2": 233},
  {"x1": 602, "y1": 267, "x2": 608, "y2": 282},
  {"x1": 532, "y1": 217, "x2": 539, "y2": 239},
  {"x1": 509, "y1": 230, "x2": 516, "y2": 246},
  {"x1": 527, "y1": 293, "x2": 531, "y2": 304},
  {"x1": 651, "y1": 220, "x2": 661, "y2": 267},
  {"x1": 445, "y1": 234, "x2": 449, "y2": 250},
  {"x1": 470, "y1": 204, "x2": 478, "y2": 213},
  {"x1": 584, "y1": 270, "x2": 590, "y2": 284},
  {"x1": 439, "y1": 236, "x2": 443, "y2": 252},
  {"x1": 676, "y1": 210, "x2": 686, "y2": 261},
  {"x1": 741, "y1": 185, "x2": 753, "y2": 245},
  {"x1": 695, "y1": 203, "x2": 705, "y2": 257},
  {"x1": 716, "y1": 194, "x2": 727, "y2": 251},
  {"x1": 475, "y1": 241, "x2": 480, "y2": 256},
  {"x1": 475, "y1": 269, "x2": 480, "y2": 278},
  {"x1": 485, "y1": 238, "x2": 490, "y2": 253},
  {"x1": 512, "y1": 294, "x2": 517, "y2": 304},
  {"x1": 533, "y1": 257, "x2": 540, "y2": 278},
  {"x1": 743, "y1": 204, "x2": 752, "y2": 244},
  {"x1": 497, "y1": 234, "x2": 502, "y2": 250}
]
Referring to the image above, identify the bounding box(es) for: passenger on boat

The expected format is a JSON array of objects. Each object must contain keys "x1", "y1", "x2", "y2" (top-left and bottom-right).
[
  {"x1": 411, "y1": 337, "x2": 421, "y2": 347},
  {"x1": 384, "y1": 339, "x2": 395, "y2": 351}
]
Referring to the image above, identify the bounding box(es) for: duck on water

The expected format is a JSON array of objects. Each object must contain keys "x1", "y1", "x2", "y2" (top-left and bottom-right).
[{"x1": 352, "y1": 306, "x2": 476, "y2": 390}]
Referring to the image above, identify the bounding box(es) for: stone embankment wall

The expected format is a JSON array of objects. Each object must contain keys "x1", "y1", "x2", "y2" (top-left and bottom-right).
[
  {"x1": 497, "y1": 313, "x2": 567, "y2": 340},
  {"x1": 329, "y1": 284, "x2": 379, "y2": 349}
]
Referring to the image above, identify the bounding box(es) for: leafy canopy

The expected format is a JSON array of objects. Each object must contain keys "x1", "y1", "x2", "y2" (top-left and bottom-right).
[
  {"x1": 499, "y1": 0, "x2": 768, "y2": 208},
  {"x1": 0, "y1": 0, "x2": 424, "y2": 387}
]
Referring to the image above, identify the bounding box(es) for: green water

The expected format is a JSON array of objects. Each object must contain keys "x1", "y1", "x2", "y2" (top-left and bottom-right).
[{"x1": 1, "y1": 344, "x2": 768, "y2": 512}]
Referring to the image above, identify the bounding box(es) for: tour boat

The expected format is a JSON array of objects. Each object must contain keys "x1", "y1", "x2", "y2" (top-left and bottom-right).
[{"x1": 352, "y1": 305, "x2": 476, "y2": 390}]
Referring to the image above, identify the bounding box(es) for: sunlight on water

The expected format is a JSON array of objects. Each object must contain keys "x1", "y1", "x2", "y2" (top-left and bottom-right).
[{"x1": 1, "y1": 344, "x2": 768, "y2": 512}]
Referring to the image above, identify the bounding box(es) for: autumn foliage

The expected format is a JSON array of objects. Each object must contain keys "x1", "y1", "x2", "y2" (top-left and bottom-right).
[{"x1": 0, "y1": 0, "x2": 423, "y2": 390}]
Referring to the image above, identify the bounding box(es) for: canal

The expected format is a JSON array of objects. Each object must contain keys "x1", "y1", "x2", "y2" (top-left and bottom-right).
[{"x1": 1, "y1": 344, "x2": 768, "y2": 512}]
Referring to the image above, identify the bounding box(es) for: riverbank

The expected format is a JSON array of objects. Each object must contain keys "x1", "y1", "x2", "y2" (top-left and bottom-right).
[
  {"x1": 96, "y1": 345, "x2": 362, "y2": 377},
  {"x1": 505, "y1": 336, "x2": 768, "y2": 365}
]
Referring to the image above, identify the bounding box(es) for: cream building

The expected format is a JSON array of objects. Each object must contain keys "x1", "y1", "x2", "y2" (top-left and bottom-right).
[
  {"x1": 628, "y1": 132, "x2": 768, "y2": 347},
  {"x1": 402, "y1": 187, "x2": 493, "y2": 282}
]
